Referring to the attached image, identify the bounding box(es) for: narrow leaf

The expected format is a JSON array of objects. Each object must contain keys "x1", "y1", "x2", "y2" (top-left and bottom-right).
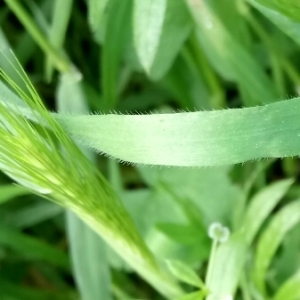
[
  {"x1": 241, "y1": 179, "x2": 294, "y2": 244},
  {"x1": 46, "y1": 0, "x2": 73, "y2": 81},
  {"x1": 0, "y1": 225, "x2": 70, "y2": 270},
  {"x1": 102, "y1": 0, "x2": 131, "y2": 108},
  {"x1": 253, "y1": 200, "x2": 300, "y2": 295}
]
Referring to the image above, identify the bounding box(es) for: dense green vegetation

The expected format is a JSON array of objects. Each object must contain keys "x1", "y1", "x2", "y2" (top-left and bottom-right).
[{"x1": 1, "y1": 0, "x2": 300, "y2": 299}]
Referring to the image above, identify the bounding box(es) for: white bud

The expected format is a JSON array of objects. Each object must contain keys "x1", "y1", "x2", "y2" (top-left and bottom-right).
[{"x1": 208, "y1": 222, "x2": 230, "y2": 243}]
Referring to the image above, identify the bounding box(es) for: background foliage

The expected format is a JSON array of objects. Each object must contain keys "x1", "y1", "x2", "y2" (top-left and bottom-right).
[{"x1": 1, "y1": 0, "x2": 300, "y2": 299}]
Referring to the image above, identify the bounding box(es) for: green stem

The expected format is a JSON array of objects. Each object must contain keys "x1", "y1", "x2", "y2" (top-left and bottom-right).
[
  {"x1": 205, "y1": 239, "x2": 218, "y2": 286},
  {"x1": 5, "y1": 0, "x2": 69, "y2": 73}
]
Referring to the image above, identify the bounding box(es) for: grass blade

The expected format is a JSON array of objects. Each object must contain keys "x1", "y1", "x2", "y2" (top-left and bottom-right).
[
  {"x1": 53, "y1": 97, "x2": 300, "y2": 167},
  {"x1": 2, "y1": 80, "x2": 300, "y2": 167}
]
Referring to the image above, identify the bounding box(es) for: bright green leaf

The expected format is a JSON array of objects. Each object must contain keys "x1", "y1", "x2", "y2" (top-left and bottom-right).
[
  {"x1": 273, "y1": 269, "x2": 300, "y2": 300},
  {"x1": 241, "y1": 179, "x2": 294, "y2": 244}
]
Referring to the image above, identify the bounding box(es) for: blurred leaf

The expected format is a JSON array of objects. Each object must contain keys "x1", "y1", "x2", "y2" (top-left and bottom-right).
[
  {"x1": 248, "y1": 0, "x2": 300, "y2": 46},
  {"x1": 4, "y1": 0, "x2": 69, "y2": 72},
  {"x1": 87, "y1": 0, "x2": 109, "y2": 33},
  {"x1": 0, "y1": 279, "x2": 77, "y2": 300},
  {"x1": 241, "y1": 178, "x2": 293, "y2": 244},
  {"x1": 67, "y1": 211, "x2": 112, "y2": 300},
  {"x1": 139, "y1": 166, "x2": 241, "y2": 224},
  {"x1": 162, "y1": 52, "x2": 211, "y2": 110},
  {"x1": 156, "y1": 223, "x2": 205, "y2": 245},
  {"x1": 46, "y1": 0, "x2": 73, "y2": 81},
  {"x1": 102, "y1": 0, "x2": 131, "y2": 108},
  {"x1": 273, "y1": 269, "x2": 300, "y2": 300},
  {"x1": 4, "y1": 200, "x2": 63, "y2": 228},
  {"x1": 166, "y1": 259, "x2": 205, "y2": 288},
  {"x1": 185, "y1": 0, "x2": 277, "y2": 106},
  {"x1": 250, "y1": 0, "x2": 300, "y2": 23},
  {"x1": 134, "y1": 0, "x2": 192, "y2": 80},
  {"x1": 253, "y1": 200, "x2": 300, "y2": 295},
  {"x1": 0, "y1": 225, "x2": 70, "y2": 270},
  {"x1": 133, "y1": 0, "x2": 166, "y2": 73},
  {"x1": 0, "y1": 185, "x2": 29, "y2": 205}
]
